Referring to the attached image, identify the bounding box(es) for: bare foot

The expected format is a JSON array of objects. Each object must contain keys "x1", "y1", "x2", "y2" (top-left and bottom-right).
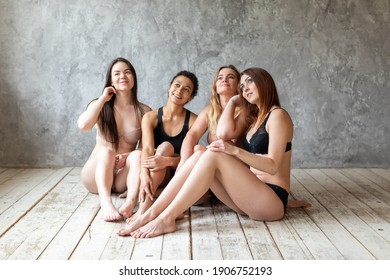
[
  {"x1": 125, "y1": 211, "x2": 140, "y2": 224},
  {"x1": 176, "y1": 213, "x2": 185, "y2": 220},
  {"x1": 287, "y1": 199, "x2": 312, "y2": 208},
  {"x1": 101, "y1": 201, "x2": 122, "y2": 221},
  {"x1": 125, "y1": 199, "x2": 152, "y2": 224},
  {"x1": 118, "y1": 200, "x2": 136, "y2": 219},
  {"x1": 117, "y1": 211, "x2": 153, "y2": 236},
  {"x1": 130, "y1": 216, "x2": 176, "y2": 238},
  {"x1": 118, "y1": 190, "x2": 128, "y2": 198}
]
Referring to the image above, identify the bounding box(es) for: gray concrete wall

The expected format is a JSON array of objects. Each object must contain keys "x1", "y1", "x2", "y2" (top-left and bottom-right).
[{"x1": 0, "y1": 0, "x2": 389, "y2": 168}]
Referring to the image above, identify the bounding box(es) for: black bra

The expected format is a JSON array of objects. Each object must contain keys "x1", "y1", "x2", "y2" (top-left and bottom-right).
[
  {"x1": 153, "y1": 107, "x2": 191, "y2": 154},
  {"x1": 243, "y1": 108, "x2": 292, "y2": 154}
]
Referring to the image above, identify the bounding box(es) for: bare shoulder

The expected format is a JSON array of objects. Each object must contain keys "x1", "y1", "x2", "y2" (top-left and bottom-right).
[
  {"x1": 201, "y1": 104, "x2": 212, "y2": 113},
  {"x1": 143, "y1": 108, "x2": 158, "y2": 122},
  {"x1": 142, "y1": 109, "x2": 158, "y2": 129},
  {"x1": 267, "y1": 108, "x2": 293, "y2": 137},
  {"x1": 269, "y1": 107, "x2": 293, "y2": 124},
  {"x1": 198, "y1": 104, "x2": 211, "y2": 119},
  {"x1": 188, "y1": 111, "x2": 198, "y2": 127},
  {"x1": 140, "y1": 102, "x2": 152, "y2": 113}
]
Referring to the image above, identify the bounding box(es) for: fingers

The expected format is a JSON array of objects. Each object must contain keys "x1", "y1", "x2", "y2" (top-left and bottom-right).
[
  {"x1": 139, "y1": 190, "x2": 145, "y2": 203},
  {"x1": 206, "y1": 140, "x2": 225, "y2": 151},
  {"x1": 139, "y1": 185, "x2": 154, "y2": 202},
  {"x1": 142, "y1": 158, "x2": 158, "y2": 169},
  {"x1": 144, "y1": 186, "x2": 154, "y2": 201}
]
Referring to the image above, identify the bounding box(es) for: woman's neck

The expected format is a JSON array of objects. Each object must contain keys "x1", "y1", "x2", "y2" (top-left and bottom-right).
[
  {"x1": 165, "y1": 101, "x2": 186, "y2": 116},
  {"x1": 219, "y1": 94, "x2": 234, "y2": 109},
  {"x1": 114, "y1": 92, "x2": 133, "y2": 107}
]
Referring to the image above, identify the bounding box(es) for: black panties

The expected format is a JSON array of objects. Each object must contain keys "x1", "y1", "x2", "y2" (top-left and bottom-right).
[{"x1": 266, "y1": 183, "x2": 289, "y2": 212}]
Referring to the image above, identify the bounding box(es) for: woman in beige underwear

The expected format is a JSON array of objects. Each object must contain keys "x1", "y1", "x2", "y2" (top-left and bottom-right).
[{"x1": 77, "y1": 57, "x2": 151, "y2": 221}]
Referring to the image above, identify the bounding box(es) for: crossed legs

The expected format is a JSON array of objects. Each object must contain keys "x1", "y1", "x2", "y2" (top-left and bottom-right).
[
  {"x1": 119, "y1": 150, "x2": 285, "y2": 237},
  {"x1": 118, "y1": 150, "x2": 205, "y2": 235}
]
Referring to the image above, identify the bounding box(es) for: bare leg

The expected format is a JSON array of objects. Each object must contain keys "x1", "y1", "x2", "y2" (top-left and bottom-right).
[
  {"x1": 117, "y1": 150, "x2": 204, "y2": 236},
  {"x1": 131, "y1": 150, "x2": 285, "y2": 238},
  {"x1": 119, "y1": 150, "x2": 142, "y2": 218},
  {"x1": 133, "y1": 142, "x2": 174, "y2": 219},
  {"x1": 81, "y1": 148, "x2": 122, "y2": 222}
]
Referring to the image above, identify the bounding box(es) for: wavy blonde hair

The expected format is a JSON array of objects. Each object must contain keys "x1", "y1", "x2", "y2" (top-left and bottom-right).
[{"x1": 207, "y1": 65, "x2": 240, "y2": 134}]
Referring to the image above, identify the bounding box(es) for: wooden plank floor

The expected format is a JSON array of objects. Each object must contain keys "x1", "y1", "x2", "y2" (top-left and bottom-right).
[{"x1": 0, "y1": 167, "x2": 390, "y2": 260}]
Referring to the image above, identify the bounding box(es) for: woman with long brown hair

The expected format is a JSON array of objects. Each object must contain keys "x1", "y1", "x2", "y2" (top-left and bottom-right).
[{"x1": 77, "y1": 57, "x2": 151, "y2": 221}]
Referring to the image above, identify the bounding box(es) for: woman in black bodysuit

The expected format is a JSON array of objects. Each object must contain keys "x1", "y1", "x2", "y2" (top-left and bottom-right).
[{"x1": 119, "y1": 71, "x2": 198, "y2": 220}]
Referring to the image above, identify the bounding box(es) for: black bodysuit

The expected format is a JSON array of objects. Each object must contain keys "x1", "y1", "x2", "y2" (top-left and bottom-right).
[
  {"x1": 153, "y1": 107, "x2": 191, "y2": 154},
  {"x1": 242, "y1": 108, "x2": 291, "y2": 212}
]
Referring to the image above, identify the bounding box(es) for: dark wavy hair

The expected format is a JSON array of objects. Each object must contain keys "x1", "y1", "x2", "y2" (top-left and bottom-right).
[
  {"x1": 96, "y1": 57, "x2": 145, "y2": 150},
  {"x1": 169, "y1": 70, "x2": 199, "y2": 100}
]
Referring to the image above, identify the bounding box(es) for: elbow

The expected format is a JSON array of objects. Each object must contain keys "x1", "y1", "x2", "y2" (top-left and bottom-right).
[
  {"x1": 268, "y1": 167, "x2": 278, "y2": 175},
  {"x1": 268, "y1": 162, "x2": 279, "y2": 175},
  {"x1": 216, "y1": 130, "x2": 231, "y2": 141},
  {"x1": 77, "y1": 120, "x2": 91, "y2": 131}
]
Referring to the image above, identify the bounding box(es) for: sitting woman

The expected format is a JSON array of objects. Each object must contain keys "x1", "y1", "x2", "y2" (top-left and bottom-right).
[
  {"x1": 117, "y1": 65, "x2": 241, "y2": 235},
  {"x1": 77, "y1": 57, "x2": 151, "y2": 222},
  {"x1": 119, "y1": 71, "x2": 198, "y2": 219},
  {"x1": 120, "y1": 67, "x2": 307, "y2": 238}
]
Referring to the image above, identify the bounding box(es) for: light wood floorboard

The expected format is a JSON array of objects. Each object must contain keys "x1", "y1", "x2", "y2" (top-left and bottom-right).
[{"x1": 1, "y1": 167, "x2": 390, "y2": 260}]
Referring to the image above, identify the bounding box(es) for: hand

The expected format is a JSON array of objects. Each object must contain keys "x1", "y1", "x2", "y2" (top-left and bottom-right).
[
  {"x1": 115, "y1": 153, "x2": 127, "y2": 169},
  {"x1": 206, "y1": 139, "x2": 237, "y2": 156},
  {"x1": 139, "y1": 173, "x2": 154, "y2": 202},
  {"x1": 142, "y1": 155, "x2": 166, "y2": 172},
  {"x1": 229, "y1": 95, "x2": 242, "y2": 106},
  {"x1": 102, "y1": 86, "x2": 116, "y2": 102}
]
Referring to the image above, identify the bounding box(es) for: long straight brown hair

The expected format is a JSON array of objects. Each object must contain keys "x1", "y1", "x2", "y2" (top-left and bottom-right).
[
  {"x1": 96, "y1": 57, "x2": 145, "y2": 150},
  {"x1": 240, "y1": 68, "x2": 281, "y2": 128}
]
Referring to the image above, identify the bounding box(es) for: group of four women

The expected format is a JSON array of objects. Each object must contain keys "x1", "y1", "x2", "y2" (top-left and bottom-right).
[{"x1": 77, "y1": 57, "x2": 309, "y2": 239}]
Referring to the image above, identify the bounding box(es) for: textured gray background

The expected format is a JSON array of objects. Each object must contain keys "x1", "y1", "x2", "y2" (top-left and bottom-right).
[{"x1": 0, "y1": 0, "x2": 389, "y2": 168}]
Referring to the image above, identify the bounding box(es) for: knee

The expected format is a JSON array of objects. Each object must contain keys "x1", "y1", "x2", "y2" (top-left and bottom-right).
[
  {"x1": 194, "y1": 144, "x2": 206, "y2": 153},
  {"x1": 126, "y1": 150, "x2": 141, "y2": 165},
  {"x1": 156, "y1": 141, "x2": 175, "y2": 156},
  {"x1": 97, "y1": 148, "x2": 115, "y2": 161},
  {"x1": 80, "y1": 169, "x2": 98, "y2": 194},
  {"x1": 202, "y1": 149, "x2": 219, "y2": 161}
]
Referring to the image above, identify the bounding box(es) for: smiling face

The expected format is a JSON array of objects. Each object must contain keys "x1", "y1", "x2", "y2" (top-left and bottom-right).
[
  {"x1": 216, "y1": 67, "x2": 239, "y2": 97},
  {"x1": 168, "y1": 75, "x2": 194, "y2": 105},
  {"x1": 240, "y1": 74, "x2": 259, "y2": 104},
  {"x1": 110, "y1": 61, "x2": 135, "y2": 92}
]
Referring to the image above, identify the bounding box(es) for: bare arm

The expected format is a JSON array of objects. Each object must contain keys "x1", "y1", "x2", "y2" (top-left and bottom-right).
[
  {"x1": 216, "y1": 95, "x2": 247, "y2": 141},
  {"x1": 77, "y1": 86, "x2": 116, "y2": 131},
  {"x1": 177, "y1": 106, "x2": 209, "y2": 170},
  {"x1": 209, "y1": 109, "x2": 293, "y2": 175},
  {"x1": 139, "y1": 110, "x2": 158, "y2": 201}
]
